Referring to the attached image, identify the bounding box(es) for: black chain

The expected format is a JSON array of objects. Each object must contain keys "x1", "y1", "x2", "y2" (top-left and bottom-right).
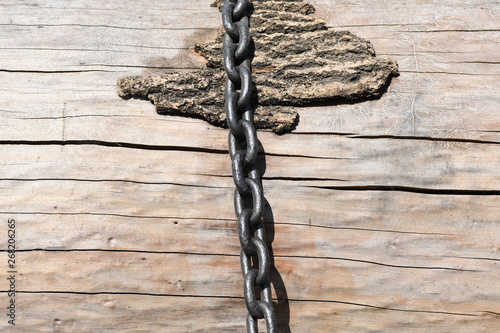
[{"x1": 222, "y1": 1, "x2": 277, "y2": 332}]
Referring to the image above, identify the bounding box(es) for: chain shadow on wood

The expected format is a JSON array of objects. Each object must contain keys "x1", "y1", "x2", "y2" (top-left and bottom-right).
[{"x1": 258, "y1": 143, "x2": 291, "y2": 333}]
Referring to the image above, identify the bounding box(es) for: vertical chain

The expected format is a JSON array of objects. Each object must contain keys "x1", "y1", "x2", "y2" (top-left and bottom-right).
[{"x1": 221, "y1": 1, "x2": 277, "y2": 332}]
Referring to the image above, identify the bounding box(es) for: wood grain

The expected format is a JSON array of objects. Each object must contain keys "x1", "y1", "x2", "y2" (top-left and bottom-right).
[{"x1": 0, "y1": 0, "x2": 499, "y2": 332}]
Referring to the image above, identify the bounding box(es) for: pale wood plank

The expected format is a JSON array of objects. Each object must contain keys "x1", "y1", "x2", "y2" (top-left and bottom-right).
[
  {"x1": 4, "y1": 250, "x2": 496, "y2": 312},
  {"x1": 1, "y1": 137, "x2": 498, "y2": 191},
  {"x1": 3, "y1": 293, "x2": 497, "y2": 333},
  {"x1": 0, "y1": 0, "x2": 499, "y2": 331}
]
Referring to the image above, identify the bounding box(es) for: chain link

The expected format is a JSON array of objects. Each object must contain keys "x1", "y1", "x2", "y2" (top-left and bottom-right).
[{"x1": 222, "y1": 1, "x2": 277, "y2": 332}]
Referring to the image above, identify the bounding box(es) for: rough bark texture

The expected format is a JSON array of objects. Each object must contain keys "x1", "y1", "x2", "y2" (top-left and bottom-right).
[{"x1": 117, "y1": 0, "x2": 399, "y2": 134}]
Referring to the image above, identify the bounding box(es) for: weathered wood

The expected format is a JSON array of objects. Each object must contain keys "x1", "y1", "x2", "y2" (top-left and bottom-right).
[{"x1": 0, "y1": 0, "x2": 499, "y2": 332}]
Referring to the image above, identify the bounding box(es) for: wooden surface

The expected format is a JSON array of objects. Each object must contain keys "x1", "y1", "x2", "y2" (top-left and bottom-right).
[{"x1": 1, "y1": 0, "x2": 499, "y2": 332}]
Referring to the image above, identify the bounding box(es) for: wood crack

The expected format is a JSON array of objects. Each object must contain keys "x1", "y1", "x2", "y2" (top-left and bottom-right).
[
  {"x1": 5, "y1": 249, "x2": 475, "y2": 272},
  {"x1": 0, "y1": 212, "x2": 459, "y2": 237},
  {"x1": 88, "y1": 63, "x2": 200, "y2": 70},
  {"x1": 8, "y1": 291, "x2": 484, "y2": 317},
  {"x1": 0, "y1": 69, "x2": 112, "y2": 74},
  {"x1": 3, "y1": 175, "x2": 498, "y2": 196},
  {"x1": 0, "y1": 211, "x2": 233, "y2": 221},
  {"x1": 275, "y1": 222, "x2": 458, "y2": 236},
  {"x1": 451, "y1": 61, "x2": 500, "y2": 65},
  {"x1": 308, "y1": 185, "x2": 500, "y2": 196},
  {"x1": 8, "y1": 290, "x2": 242, "y2": 299},
  {"x1": 20, "y1": 114, "x2": 142, "y2": 120},
  {"x1": 0, "y1": 47, "x2": 130, "y2": 52},
  {"x1": 0, "y1": 177, "x2": 224, "y2": 189},
  {"x1": 286, "y1": 298, "x2": 482, "y2": 317},
  {"x1": 445, "y1": 256, "x2": 500, "y2": 262},
  {"x1": 262, "y1": 176, "x2": 347, "y2": 182},
  {"x1": 0, "y1": 23, "x2": 217, "y2": 31},
  {"x1": 399, "y1": 29, "x2": 500, "y2": 33},
  {"x1": 276, "y1": 255, "x2": 477, "y2": 272},
  {"x1": 350, "y1": 134, "x2": 500, "y2": 145},
  {"x1": 399, "y1": 70, "x2": 499, "y2": 76},
  {"x1": 200, "y1": 174, "x2": 349, "y2": 181},
  {"x1": 483, "y1": 311, "x2": 500, "y2": 316},
  {"x1": 0, "y1": 140, "x2": 227, "y2": 154}
]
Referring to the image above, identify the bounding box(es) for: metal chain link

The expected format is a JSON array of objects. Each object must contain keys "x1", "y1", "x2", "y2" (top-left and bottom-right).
[{"x1": 222, "y1": 1, "x2": 277, "y2": 332}]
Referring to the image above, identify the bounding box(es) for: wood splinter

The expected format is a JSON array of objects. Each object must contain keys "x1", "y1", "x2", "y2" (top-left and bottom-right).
[{"x1": 117, "y1": 0, "x2": 399, "y2": 134}]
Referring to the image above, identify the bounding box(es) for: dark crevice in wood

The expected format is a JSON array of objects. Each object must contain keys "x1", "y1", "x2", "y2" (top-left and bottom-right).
[
  {"x1": 445, "y1": 256, "x2": 500, "y2": 262},
  {"x1": 0, "y1": 23, "x2": 217, "y2": 31},
  {"x1": 20, "y1": 114, "x2": 143, "y2": 120},
  {"x1": 33, "y1": 7, "x2": 217, "y2": 13},
  {"x1": 276, "y1": 255, "x2": 477, "y2": 272},
  {"x1": 201, "y1": 174, "x2": 349, "y2": 181},
  {"x1": 0, "y1": 211, "x2": 234, "y2": 221},
  {"x1": 451, "y1": 61, "x2": 500, "y2": 65},
  {"x1": 399, "y1": 29, "x2": 500, "y2": 33},
  {"x1": 0, "y1": 213, "x2": 458, "y2": 237},
  {"x1": 0, "y1": 178, "x2": 224, "y2": 189},
  {"x1": 260, "y1": 152, "x2": 352, "y2": 159},
  {"x1": 8, "y1": 290, "x2": 242, "y2": 299},
  {"x1": 0, "y1": 140, "x2": 227, "y2": 154},
  {"x1": 326, "y1": 23, "x2": 422, "y2": 28},
  {"x1": 8, "y1": 291, "x2": 483, "y2": 317},
  {"x1": 0, "y1": 211, "x2": 459, "y2": 237},
  {"x1": 483, "y1": 311, "x2": 500, "y2": 316},
  {"x1": 275, "y1": 222, "x2": 458, "y2": 236},
  {"x1": 20, "y1": 115, "x2": 198, "y2": 121},
  {"x1": 111, "y1": 44, "x2": 191, "y2": 50},
  {"x1": 1, "y1": 47, "x2": 121, "y2": 52},
  {"x1": 263, "y1": 176, "x2": 347, "y2": 182},
  {"x1": 284, "y1": 298, "x2": 482, "y2": 317},
  {"x1": 292, "y1": 131, "x2": 500, "y2": 144},
  {"x1": 381, "y1": 51, "x2": 480, "y2": 55},
  {"x1": 87, "y1": 63, "x2": 200, "y2": 70},
  {"x1": 309, "y1": 185, "x2": 500, "y2": 196},
  {"x1": 7, "y1": 248, "x2": 238, "y2": 257},
  {"x1": 0, "y1": 46, "x2": 188, "y2": 51},
  {"x1": 5, "y1": 249, "x2": 476, "y2": 272},
  {"x1": 0, "y1": 69, "x2": 113, "y2": 74},
  {"x1": 350, "y1": 134, "x2": 500, "y2": 145},
  {"x1": 291, "y1": 131, "x2": 355, "y2": 136},
  {"x1": 399, "y1": 70, "x2": 498, "y2": 76}
]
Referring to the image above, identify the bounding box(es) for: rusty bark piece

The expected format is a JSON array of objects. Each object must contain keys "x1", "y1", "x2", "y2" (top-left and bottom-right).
[{"x1": 117, "y1": 0, "x2": 399, "y2": 134}]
